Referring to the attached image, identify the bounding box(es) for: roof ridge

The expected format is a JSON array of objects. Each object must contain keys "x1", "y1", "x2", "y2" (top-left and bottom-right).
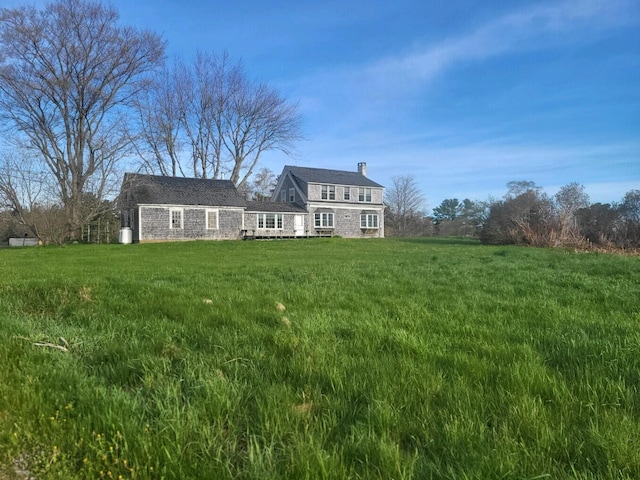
[{"x1": 284, "y1": 165, "x2": 383, "y2": 188}]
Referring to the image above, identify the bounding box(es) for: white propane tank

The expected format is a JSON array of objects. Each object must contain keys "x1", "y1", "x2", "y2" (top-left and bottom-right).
[{"x1": 119, "y1": 227, "x2": 132, "y2": 244}]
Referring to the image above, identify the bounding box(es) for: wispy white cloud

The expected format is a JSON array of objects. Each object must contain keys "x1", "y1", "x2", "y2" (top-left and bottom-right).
[
  {"x1": 277, "y1": 0, "x2": 639, "y2": 207},
  {"x1": 272, "y1": 0, "x2": 639, "y2": 207},
  {"x1": 291, "y1": 0, "x2": 636, "y2": 121},
  {"x1": 374, "y1": 0, "x2": 634, "y2": 85}
]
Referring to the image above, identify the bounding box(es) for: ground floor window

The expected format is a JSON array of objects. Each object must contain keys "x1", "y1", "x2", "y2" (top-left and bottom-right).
[
  {"x1": 314, "y1": 212, "x2": 334, "y2": 228},
  {"x1": 170, "y1": 208, "x2": 183, "y2": 229},
  {"x1": 360, "y1": 214, "x2": 378, "y2": 228},
  {"x1": 206, "y1": 209, "x2": 218, "y2": 229},
  {"x1": 257, "y1": 213, "x2": 283, "y2": 229}
]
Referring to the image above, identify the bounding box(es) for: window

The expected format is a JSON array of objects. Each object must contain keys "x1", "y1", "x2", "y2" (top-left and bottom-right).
[
  {"x1": 321, "y1": 185, "x2": 336, "y2": 200},
  {"x1": 343, "y1": 187, "x2": 350, "y2": 201},
  {"x1": 358, "y1": 188, "x2": 372, "y2": 202},
  {"x1": 170, "y1": 209, "x2": 183, "y2": 229},
  {"x1": 257, "y1": 213, "x2": 283, "y2": 229},
  {"x1": 289, "y1": 188, "x2": 295, "y2": 202},
  {"x1": 280, "y1": 190, "x2": 286, "y2": 202},
  {"x1": 360, "y1": 214, "x2": 379, "y2": 228},
  {"x1": 206, "y1": 209, "x2": 218, "y2": 230},
  {"x1": 314, "y1": 212, "x2": 334, "y2": 228}
]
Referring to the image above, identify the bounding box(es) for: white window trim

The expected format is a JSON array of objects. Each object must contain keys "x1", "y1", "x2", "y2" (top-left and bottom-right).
[
  {"x1": 289, "y1": 188, "x2": 295, "y2": 202},
  {"x1": 321, "y1": 184, "x2": 336, "y2": 200},
  {"x1": 360, "y1": 213, "x2": 379, "y2": 229},
  {"x1": 257, "y1": 213, "x2": 283, "y2": 229},
  {"x1": 343, "y1": 187, "x2": 351, "y2": 201},
  {"x1": 170, "y1": 208, "x2": 183, "y2": 229},
  {"x1": 358, "y1": 188, "x2": 372, "y2": 202},
  {"x1": 206, "y1": 209, "x2": 219, "y2": 230},
  {"x1": 280, "y1": 190, "x2": 286, "y2": 202},
  {"x1": 314, "y1": 212, "x2": 334, "y2": 228}
]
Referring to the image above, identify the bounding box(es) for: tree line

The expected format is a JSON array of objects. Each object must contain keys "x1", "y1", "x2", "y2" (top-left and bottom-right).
[
  {"x1": 385, "y1": 176, "x2": 640, "y2": 250},
  {"x1": 0, "y1": 0, "x2": 300, "y2": 243}
]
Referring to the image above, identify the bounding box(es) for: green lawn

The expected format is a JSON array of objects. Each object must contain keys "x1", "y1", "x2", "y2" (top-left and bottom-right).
[{"x1": 0, "y1": 238, "x2": 638, "y2": 479}]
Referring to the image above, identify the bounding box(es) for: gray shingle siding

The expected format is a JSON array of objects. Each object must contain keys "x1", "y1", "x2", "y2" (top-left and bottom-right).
[
  {"x1": 308, "y1": 206, "x2": 384, "y2": 238},
  {"x1": 120, "y1": 165, "x2": 385, "y2": 242},
  {"x1": 243, "y1": 211, "x2": 301, "y2": 237},
  {"x1": 305, "y1": 183, "x2": 384, "y2": 204},
  {"x1": 271, "y1": 166, "x2": 385, "y2": 238},
  {"x1": 139, "y1": 206, "x2": 244, "y2": 241},
  {"x1": 272, "y1": 174, "x2": 306, "y2": 205}
]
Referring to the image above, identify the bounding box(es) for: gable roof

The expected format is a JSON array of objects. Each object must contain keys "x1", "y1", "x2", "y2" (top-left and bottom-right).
[
  {"x1": 284, "y1": 166, "x2": 383, "y2": 188},
  {"x1": 121, "y1": 173, "x2": 246, "y2": 207}
]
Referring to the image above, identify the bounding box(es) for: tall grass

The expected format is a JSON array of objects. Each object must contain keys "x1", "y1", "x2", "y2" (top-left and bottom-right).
[{"x1": 0, "y1": 239, "x2": 638, "y2": 479}]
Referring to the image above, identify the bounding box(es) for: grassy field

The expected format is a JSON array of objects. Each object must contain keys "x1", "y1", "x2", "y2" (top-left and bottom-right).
[{"x1": 0, "y1": 238, "x2": 638, "y2": 479}]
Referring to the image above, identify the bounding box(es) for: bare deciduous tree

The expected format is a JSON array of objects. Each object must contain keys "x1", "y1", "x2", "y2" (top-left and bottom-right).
[
  {"x1": 0, "y1": 150, "x2": 69, "y2": 243},
  {"x1": 0, "y1": 0, "x2": 165, "y2": 240},
  {"x1": 251, "y1": 167, "x2": 277, "y2": 201},
  {"x1": 385, "y1": 175, "x2": 426, "y2": 237},
  {"x1": 619, "y1": 189, "x2": 640, "y2": 223},
  {"x1": 505, "y1": 180, "x2": 542, "y2": 199},
  {"x1": 0, "y1": 152, "x2": 44, "y2": 231},
  {"x1": 135, "y1": 67, "x2": 184, "y2": 177},
  {"x1": 555, "y1": 182, "x2": 590, "y2": 230},
  {"x1": 618, "y1": 189, "x2": 640, "y2": 247},
  {"x1": 136, "y1": 52, "x2": 302, "y2": 187}
]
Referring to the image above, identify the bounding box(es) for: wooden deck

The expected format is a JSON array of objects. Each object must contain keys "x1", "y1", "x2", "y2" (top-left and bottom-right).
[{"x1": 241, "y1": 230, "x2": 334, "y2": 240}]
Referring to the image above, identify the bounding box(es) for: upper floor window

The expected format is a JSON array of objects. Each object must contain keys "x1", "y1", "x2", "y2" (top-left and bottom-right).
[
  {"x1": 321, "y1": 185, "x2": 336, "y2": 200},
  {"x1": 280, "y1": 190, "x2": 286, "y2": 202},
  {"x1": 289, "y1": 188, "x2": 295, "y2": 202},
  {"x1": 343, "y1": 187, "x2": 350, "y2": 201},
  {"x1": 206, "y1": 209, "x2": 218, "y2": 230},
  {"x1": 358, "y1": 188, "x2": 372, "y2": 202},
  {"x1": 257, "y1": 213, "x2": 283, "y2": 229}
]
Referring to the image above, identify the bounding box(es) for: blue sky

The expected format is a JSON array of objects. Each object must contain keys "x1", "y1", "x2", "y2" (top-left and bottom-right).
[{"x1": 8, "y1": 0, "x2": 639, "y2": 209}]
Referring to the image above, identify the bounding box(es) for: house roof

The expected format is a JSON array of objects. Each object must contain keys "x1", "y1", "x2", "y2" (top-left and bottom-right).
[
  {"x1": 245, "y1": 201, "x2": 307, "y2": 213},
  {"x1": 121, "y1": 173, "x2": 247, "y2": 207},
  {"x1": 284, "y1": 166, "x2": 383, "y2": 188}
]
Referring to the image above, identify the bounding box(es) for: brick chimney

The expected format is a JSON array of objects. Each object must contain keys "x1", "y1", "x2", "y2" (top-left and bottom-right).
[{"x1": 357, "y1": 162, "x2": 367, "y2": 177}]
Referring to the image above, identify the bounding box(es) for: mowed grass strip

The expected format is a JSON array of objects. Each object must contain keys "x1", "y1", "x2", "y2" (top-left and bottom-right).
[{"x1": 0, "y1": 238, "x2": 638, "y2": 479}]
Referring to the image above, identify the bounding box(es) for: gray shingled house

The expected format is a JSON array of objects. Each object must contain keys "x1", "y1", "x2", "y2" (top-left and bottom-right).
[
  {"x1": 271, "y1": 163, "x2": 385, "y2": 238},
  {"x1": 119, "y1": 174, "x2": 247, "y2": 242},
  {"x1": 119, "y1": 163, "x2": 384, "y2": 242}
]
